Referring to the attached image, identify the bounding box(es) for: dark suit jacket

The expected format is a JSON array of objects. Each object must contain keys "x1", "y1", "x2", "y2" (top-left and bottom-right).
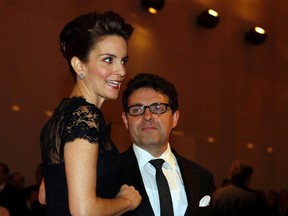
[
  {"x1": 0, "y1": 184, "x2": 26, "y2": 216},
  {"x1": 213, "y1": 184, "x2": 265, "y2": 216},
  {"x1": 118, "y1": 146, "x2": 215, "y2": 216}
]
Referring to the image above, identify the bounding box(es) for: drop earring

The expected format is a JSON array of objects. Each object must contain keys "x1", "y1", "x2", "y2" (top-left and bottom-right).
[{"x1": 79, "y1": 73, "x2": 85, "y2": 80}]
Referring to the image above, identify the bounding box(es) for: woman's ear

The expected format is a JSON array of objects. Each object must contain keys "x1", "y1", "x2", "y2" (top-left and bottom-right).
[{"x1": 71, "y1": 56, "x2": 86, "y2": 76}]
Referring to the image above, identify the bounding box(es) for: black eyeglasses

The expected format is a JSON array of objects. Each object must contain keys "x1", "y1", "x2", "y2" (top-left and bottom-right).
[{"x1": 126, "y1": 103, "x2": 170, "y2": 116}]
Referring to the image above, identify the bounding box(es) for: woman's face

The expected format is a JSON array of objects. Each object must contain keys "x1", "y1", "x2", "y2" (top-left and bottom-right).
[{"x1": 82, "y1": 35, "x2": 128, "y2": 103}]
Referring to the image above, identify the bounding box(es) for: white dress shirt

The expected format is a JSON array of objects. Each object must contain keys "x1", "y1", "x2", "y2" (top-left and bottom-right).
[{"x1": 133, "y1": 143, "x2": 188, "y2": 216}]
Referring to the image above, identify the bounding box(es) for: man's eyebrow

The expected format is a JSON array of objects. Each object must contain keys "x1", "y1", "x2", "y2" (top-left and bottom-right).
[{"x1": 128, "y1": 103, "x2": 144, "y2": 107}]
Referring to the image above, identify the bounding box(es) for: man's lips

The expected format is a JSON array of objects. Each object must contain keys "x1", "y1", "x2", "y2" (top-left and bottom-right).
[{"x1": 141, "y1": 125, "x2": 157, "y2": 131}]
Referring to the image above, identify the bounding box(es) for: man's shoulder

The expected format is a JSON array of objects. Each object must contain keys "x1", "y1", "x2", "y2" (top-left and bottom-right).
[{"x1": 174, "y1": 151, "x2": 214, "y2": 181}]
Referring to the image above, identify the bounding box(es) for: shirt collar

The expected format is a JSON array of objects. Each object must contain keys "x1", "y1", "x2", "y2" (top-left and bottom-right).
[{"x1": 133, "y1": 143, "x2": 176, "y2": 170}]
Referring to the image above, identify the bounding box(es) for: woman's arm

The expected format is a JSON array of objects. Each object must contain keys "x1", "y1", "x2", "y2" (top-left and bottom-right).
[
  {"x1": 64, "y1": 138, "x2": 141, "y2": 216},
  {"x1": 38, "y1": 178, "x2": 46, "y2": 205}
]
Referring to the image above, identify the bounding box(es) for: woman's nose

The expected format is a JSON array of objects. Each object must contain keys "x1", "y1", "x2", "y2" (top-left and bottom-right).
[{"x1": 116, "y1": 63, "x2": 126, "y2": 79}]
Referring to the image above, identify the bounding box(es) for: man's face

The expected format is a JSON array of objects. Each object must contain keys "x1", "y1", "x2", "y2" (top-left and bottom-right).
[{"x1": 122, "y1": 88, "x2": 179, "y2": 155}]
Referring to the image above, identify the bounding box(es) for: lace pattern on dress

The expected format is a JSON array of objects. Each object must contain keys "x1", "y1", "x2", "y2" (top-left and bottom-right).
[{"x1": 41, "y1": 97, "x2": 112, "y2": 166}]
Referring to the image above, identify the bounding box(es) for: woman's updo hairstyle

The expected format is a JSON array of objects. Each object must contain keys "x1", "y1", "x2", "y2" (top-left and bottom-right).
[{"x1": 59, "y1": 11, "x2": 134, "y2": 80}]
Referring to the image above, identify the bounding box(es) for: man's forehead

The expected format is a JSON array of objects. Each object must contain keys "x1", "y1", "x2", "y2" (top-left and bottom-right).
[{"x1": 129, "y1": 88, "x2": 168, "y2": 103}]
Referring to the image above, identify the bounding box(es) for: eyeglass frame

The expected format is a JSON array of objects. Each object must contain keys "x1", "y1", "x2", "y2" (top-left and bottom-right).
[{"x1": 126, "y1": 102, "x2": 171, "y2": 116}]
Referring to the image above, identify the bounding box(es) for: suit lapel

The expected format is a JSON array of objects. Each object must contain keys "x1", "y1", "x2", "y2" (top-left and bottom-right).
[
  {"x1": 174, "y1": 151, "x2": 199, "y2": 215},
  {"x1": 121, "y1": 147, "x2": 155, "y2": 216}
]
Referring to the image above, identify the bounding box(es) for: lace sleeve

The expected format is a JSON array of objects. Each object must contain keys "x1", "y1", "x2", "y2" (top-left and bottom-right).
[
  {"x1": 62, "y1": 105, "x2": 100, "y2": 144},
  {"x1": 41, "y1": 98, "x2": 108, "y2": 165}
]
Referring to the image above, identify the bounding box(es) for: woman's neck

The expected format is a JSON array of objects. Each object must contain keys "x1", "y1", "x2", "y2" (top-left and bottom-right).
[{"x1": 70, "y1": 84, "x2": 104, "y2": 108}]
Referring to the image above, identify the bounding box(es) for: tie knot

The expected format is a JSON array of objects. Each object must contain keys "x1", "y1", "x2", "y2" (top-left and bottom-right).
[{"x1": 150, "y1": 159, "x2": 165, "y2": 170}]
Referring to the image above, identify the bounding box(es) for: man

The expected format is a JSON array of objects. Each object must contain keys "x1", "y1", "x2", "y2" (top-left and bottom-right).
[
  {"x1": 0, "y1": 163, "x2": 25, "y2": 216},
  {"x1": 118, "y1": 73, "x2": 215, "y2": 216},
  {"x1": 213, "y1": 160, "x2": 265, "y2": 216}
]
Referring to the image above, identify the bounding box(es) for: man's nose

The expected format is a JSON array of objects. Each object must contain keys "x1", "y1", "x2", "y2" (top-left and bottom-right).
[{"x1": 143, "y1": 107, "x2": 153, "y2": 121}]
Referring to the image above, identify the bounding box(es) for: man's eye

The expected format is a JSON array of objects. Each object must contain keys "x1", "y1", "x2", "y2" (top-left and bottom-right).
[
  {"x1": 131, "y1": 107, "x2": 142, "y2": 114},
  {"x1": 133, "y1": 107, "x2": 141, "y2": 113},
  {"x1": 152, "y1": 105, "x2": 161, "y2": 111},
  {"x1": 155, "y1": 105, "x2": 161, "y2": 111},
  {"x1": 151, "y1": 105, "x2": 165, "y2": 113}
]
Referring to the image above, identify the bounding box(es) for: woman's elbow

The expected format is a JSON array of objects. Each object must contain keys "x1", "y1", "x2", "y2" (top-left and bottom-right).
[
  {"x1": 38, "y1": 192, "x2": 46, "y2": 205},
  {"x1": 69, "y1": 199, "x2": 99, "y2": 216},
  {"x1": 69, "y1": 206, "x2": 91, "y2": 216},
  {"x1": 38, "y1": 178, "x2": 46, "y2": 205}
]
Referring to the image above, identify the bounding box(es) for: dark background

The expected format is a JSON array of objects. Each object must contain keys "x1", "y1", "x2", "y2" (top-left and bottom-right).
[{"x1": 1, "y1": 0, "x2": 287, "y2": 191}]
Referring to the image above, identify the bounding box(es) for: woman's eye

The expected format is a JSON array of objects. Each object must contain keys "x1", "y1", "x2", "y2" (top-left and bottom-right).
[
  {"x1": 104, "y1": 57, "x2": 113, "y2": 63},
  {"x1": 122, "y1": 58, "x2": 129, "y2": 65}
]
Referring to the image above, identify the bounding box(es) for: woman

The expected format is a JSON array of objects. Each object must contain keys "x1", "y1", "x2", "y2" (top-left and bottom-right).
[{"x1": 39, "y1": 11, "x2": 141, "y2": 216}]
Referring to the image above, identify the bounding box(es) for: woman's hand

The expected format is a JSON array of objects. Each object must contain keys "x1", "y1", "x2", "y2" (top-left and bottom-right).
[{"x1": 116, "y1": 184, "x2": 142, "y2": 211}]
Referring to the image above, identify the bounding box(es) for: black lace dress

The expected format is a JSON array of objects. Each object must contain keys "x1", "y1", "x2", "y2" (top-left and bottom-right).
[{"x1": 40, "y1": 97, "x2": 120, "y2": 216}]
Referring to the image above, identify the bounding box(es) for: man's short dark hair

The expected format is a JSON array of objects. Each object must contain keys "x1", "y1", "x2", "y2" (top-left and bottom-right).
[{"x1": 122, "y1": 73, "x2": 178, "y2": 113}]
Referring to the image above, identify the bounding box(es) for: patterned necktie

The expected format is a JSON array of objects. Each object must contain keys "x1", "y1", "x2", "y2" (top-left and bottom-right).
[{"x1": 150, "y1": 159, "x2": 174, "y2": 216}]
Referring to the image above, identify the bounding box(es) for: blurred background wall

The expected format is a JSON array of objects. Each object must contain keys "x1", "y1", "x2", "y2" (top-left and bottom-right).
[{"x1": 0, "y1": 0, "x2": 288, "y2": 191}]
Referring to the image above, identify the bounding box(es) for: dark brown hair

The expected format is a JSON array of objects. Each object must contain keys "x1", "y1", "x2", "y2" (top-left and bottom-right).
[{"x1": 59, "y1": 11, "x2": 134, "y2": 80}]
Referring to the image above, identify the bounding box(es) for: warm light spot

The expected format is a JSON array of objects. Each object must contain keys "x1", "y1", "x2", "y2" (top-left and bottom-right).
[
  {"x1": 255, "y1": 27, "x2": 265, "y2": 34},
  {"x1": 267, "y1": 147, "x2": 273, "y2": 153},
  {"x1": 11, "y1": 105, "x2": 21, "y2": 112},
  {"x1": 45, "y1": 110, "x2": 53, "y2": 117},
  {"x1": 207, "y1": 137, "x2": 215, "y2": 143},
  {"x1": 172, "y1": 130, "x2": 184, "y2": 136},
  {"x1": 247, "y1": 143, "x2": 254, "y2": 149},
  {"x1": 148, "y1": 8, "x2": 158, "y2": 14},
  {"x1": 208, "y1": 9, "x2": 218, "y2": 17}
]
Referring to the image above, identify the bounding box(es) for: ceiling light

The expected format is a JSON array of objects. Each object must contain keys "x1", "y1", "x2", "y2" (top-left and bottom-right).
[
  {"x1": 196, "y1": 9, "x2": 220, "y2": 28},
  {"x1": 141, "y1": 0, "x2": 165, "y2": 14},
  {"x1": 245, "y1": 26, "x2": 267, "y2": 45}
]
